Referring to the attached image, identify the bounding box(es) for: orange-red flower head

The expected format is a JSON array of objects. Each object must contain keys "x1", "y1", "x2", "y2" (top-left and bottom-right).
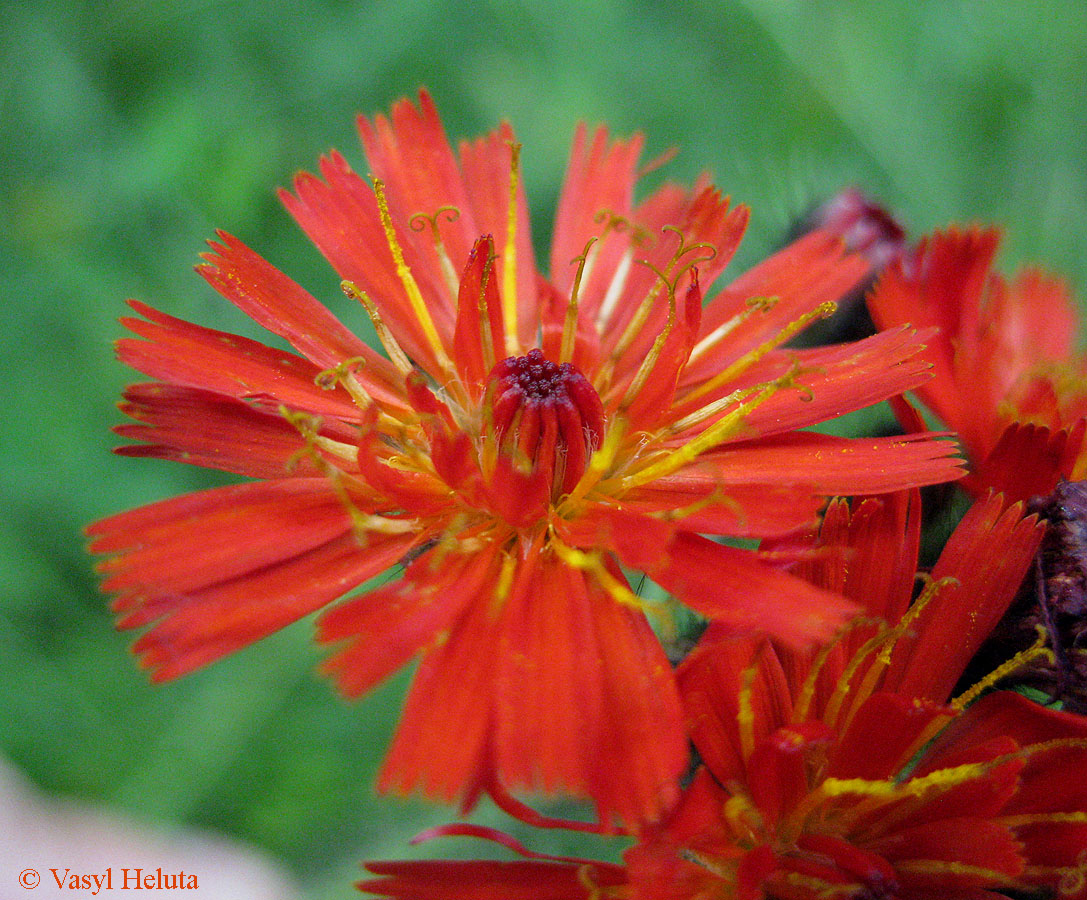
[
  {"x1": 629, "y1": 491, "x2": 1087, "y2": 899},
  {"x1": 868, "y1": 226, "x2": 1087, "y2": 501},
  {"x1": 88, "y1": 91, "x2": 963, "y2": 827},
  {"x1": 360, "y1": 494, "x2": 1087, "y2": 900}
]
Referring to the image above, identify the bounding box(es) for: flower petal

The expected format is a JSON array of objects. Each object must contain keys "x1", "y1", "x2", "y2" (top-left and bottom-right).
[
  {"x1": 117, "y1": 301, "x2": 363, "y2": 420},
  {"x1": 114, "y1": 383, "x2": 357, "y2": 479},
  {"x1": 685, "y1": 229, "x2": 868, "y2": 383},
  {"x1": 88, "y1": 480, "x2": 416, "y2": 681},
  {"x1": 318, "y1": 542, "x2": 495, "y2": 698},
  {"x1": 697, "y1": 432, "x2": 964, "y2": 495},
  {"x1": 601, "y1": 514, "x2": 857, "y2": 647},
  {"x1": 493, "y1": 553, "x2": 687, "y2": 826},
  {"x1": 359, "y1": 859, "x2": 623, "y2": 900},
  {"x1": 883, "y1": 494, "x2": 1044, "y2": 703},
  {"x1": 198, "y1": 230, "x2": 404, "y2": 405}
]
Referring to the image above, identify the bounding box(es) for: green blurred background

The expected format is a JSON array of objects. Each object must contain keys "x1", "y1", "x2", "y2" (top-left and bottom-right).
[{"x1": 3, "y1": 0, "x2": 1086, "y2": 896}]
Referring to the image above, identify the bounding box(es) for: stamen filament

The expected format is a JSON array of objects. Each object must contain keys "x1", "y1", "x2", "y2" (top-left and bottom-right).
[
  {"x1": 502, "y1": 142, "x2": 522, "y2": 356},
  {"x1": 791, "y1": 618, "x2": 882, "y2": 724},
  {"x1": 477, "y1": 245, "x2": 499, "y2": 375},
  {"x1": 371, "y1": 179, "x2": 454, "y2": 375},
  {"x1": 618, "y1": 368, "x2": 800, "y2": 491},
  {"x1": 280, "y1": 406, "x2": 418, "y2": 539},
  {"x1": 596, "y1": 246, "x2": 634, "y2": 330},
  {"x1": 410, "y1": 206, "x2": 462, "y2": 300},
  {"x1": 561, "y1": 238, "x2": 597, "y2": 364},
  {"x1": 679, "y1": 301, "x2": 837, "y2": 409},
  {"x1": 618, "y1": 263, "x2": 677, "y2": 410},
  {"x1": 951, "y1": 626, "x2": 1054, "y2": 711},
  {"x1": 687, "y1": 296, "x2": 778, "y2": 366},
  {"x1": 341, "y1": 279, "x2": 414, "y2": 375}
]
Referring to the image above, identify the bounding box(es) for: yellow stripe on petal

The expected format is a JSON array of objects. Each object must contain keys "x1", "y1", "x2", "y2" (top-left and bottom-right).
[
  {"x1": 372, "y1": 179, "x2": 455, "y2": 376},
  {"x1": 502, "y1": 142, "x2": 522, "y2": 355}
]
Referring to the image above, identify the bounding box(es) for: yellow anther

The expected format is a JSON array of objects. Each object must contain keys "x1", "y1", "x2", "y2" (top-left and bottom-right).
[
  {"x1": 491, "y1": 550, "x2": 517, "y2": 615},
  {"x1": 371, "y1": 179, "x2": 454, "y2": 374},
  {"x1": 550, "y1": 537, "x2": 663, "y2": 616},
  {"x1": 341, "y1": 279, "x2": 414, "y2": 375},
  {"x1": 791, "y1": 617, "x2": 883, "y2": 725},
  {"x1": 737, "y1": 653, "x2": 760, "y2": 763}
]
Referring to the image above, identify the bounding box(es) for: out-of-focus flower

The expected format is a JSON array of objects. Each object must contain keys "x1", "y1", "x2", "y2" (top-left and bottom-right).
[
  {"x1": 868, "y1": 226, "x2": 1087, "y2": 501},
  {"x1": 805, "y1": 186, "x2": 907, "y2": 273},
  {"x1": 787, "y1": 187, "x2": 908, "y2": 348},
  {"x1": 977, "y1": 479, "x2": 1087, "y2": 714},
  {"x1": 87, "y1": 91, "x2": 962, "y2": 826},
  {"x1": 629, "y1": 491, "x2": 1087, "y2": 899},
  {"x1": 361, "y1": 493, "x2": 1087, "y2": 899}
]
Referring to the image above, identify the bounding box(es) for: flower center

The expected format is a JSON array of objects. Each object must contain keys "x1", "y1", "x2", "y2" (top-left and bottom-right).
[{"x1": 486, "y1": 349, "x2": 605, "y2": 498}]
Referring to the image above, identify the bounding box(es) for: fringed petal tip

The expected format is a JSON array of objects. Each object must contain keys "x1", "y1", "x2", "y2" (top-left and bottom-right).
[{"x1": 969, "y1": 419, "x2": 1087, "y2": 503}]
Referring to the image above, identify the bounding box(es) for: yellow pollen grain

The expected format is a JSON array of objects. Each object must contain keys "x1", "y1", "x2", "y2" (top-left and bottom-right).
[{"x1": 371, "y1": 179, "x2": 454, "y2": 375}]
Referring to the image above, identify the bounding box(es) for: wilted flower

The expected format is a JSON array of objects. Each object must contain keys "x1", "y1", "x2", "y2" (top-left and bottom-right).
[{"x1": 88, "y1": 91, "x2": 961, "y2": 825}]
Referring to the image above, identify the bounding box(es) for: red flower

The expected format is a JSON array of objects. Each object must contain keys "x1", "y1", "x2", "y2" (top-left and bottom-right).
[
  {"x1": 868, "y1": 226, "x2": 1087, "y2": 501},
  {"x1": 629, "y1": 490, "x2": 1087, "y2": 899},
  {"x1": 87, "y1": 91, "x2": 962, "y2": 826},
  {"x1": 360, "y1": 494, "x2": 1087, "y2": 899}
]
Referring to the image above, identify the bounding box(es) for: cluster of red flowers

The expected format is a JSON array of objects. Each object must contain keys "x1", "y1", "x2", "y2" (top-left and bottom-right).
[{"x1": 89, "y1": 92, "x2": 1087, "y2": 899}]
